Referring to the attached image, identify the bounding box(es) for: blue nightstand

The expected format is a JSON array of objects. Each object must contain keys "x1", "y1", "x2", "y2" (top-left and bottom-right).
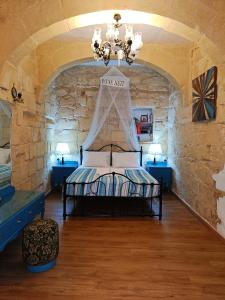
[
  {"x1": 51, "y1": 161, "x2": 78, "y2": 188},
  {"x1": 145, "y1": 161, "x2": 172, "y2": 190}
]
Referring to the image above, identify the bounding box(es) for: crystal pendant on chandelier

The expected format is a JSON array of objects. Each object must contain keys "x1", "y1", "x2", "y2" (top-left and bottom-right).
[{"x1": 91, "y1": 13, "x2": 143, "y2": 66}]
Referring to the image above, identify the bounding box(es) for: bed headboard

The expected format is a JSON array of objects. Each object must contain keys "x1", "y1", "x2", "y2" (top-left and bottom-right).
[{"x1": 80, "y1": 144, "x2": 143, "y2": 167}]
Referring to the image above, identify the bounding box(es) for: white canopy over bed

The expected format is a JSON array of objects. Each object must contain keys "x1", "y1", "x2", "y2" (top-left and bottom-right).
[{"x1": 82, "y1": 67, "x2": 140, "y2": 151}]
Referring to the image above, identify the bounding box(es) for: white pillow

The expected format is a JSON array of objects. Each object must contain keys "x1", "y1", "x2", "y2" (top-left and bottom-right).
[
  {"x1": 112, "y1": 152, "x2": 140, "y2": 168},
  {"x1": 0, "y1": 148, "x2": 10, "y2": 164},
  {"x1": 82, "y1": 151, "x2": 110, "y2": 167}
]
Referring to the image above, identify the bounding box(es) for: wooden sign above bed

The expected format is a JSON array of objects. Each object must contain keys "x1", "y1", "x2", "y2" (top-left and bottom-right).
[{"x1": 100, "y1": 76, "x2": 129, "y2": 89}]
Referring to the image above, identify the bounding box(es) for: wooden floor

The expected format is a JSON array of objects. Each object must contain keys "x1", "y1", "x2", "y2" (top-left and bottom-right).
[{"x1": 1, "y1": 192, "x2": 225, "y2": 300}]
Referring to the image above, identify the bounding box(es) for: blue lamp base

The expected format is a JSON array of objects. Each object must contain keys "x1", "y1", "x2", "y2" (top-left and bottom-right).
[{"x1": 26, "y1": 259, "x2": 56, "y2": 273}]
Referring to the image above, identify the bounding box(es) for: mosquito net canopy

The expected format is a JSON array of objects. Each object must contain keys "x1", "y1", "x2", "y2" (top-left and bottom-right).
[{"x1": 82, "y1": 67, "x2": 140, "y2": 151}]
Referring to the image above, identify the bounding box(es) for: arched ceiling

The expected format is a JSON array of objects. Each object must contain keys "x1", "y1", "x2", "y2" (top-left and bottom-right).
[
  {"x1": 55, "y1": 23, "x2": 190, "y2": 45},
  {"x1": 2, "y1": 2, "x2": 224, "y2": 67},
  {"x1": 0, "y1": 1, "x2": 224, "y2": 105}
]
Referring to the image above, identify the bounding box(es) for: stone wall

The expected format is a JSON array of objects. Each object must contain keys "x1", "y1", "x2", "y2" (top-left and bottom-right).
[
  {"x1": 44, "y1": 64, "x2": 171, "y2": 172},
  {"x1": 0, "y1": 53, "x2": 48, "y2": 192},
  {"x1": 168, "y1": 44, "x2": 225, "y2": 231}
]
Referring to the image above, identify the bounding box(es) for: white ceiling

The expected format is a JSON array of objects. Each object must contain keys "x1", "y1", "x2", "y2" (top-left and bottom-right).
[{"x1": 55, "y1": 24, "x2": 190, "y2": 45}]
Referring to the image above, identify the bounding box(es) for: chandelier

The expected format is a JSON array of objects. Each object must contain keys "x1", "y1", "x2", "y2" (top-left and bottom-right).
[{"x1": 91, "y1": 13, "x2": 143, "y2": 66}]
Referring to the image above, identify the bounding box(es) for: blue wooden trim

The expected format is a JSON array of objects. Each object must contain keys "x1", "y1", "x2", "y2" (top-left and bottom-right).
[{"x1": 26, "y1": 260, "x2": 56, "y2": 273}]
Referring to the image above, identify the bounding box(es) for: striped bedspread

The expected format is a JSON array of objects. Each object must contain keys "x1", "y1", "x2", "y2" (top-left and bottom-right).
[
  {"x1": 66, "y1": 167, "x2": 159, "y2": 197},
  {"x1": 0, "y1": 164, "x2": 11, "y2": 189}
]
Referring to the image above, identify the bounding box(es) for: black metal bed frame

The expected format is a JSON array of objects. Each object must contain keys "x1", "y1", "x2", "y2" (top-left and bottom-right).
[{"x1": 63, "y1": 144, "x2": 162, "y2": 220}]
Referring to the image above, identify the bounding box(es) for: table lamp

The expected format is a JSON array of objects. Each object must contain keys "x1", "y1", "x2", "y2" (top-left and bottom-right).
[
  {"x1": 56, "y1": 143, "x2": 70, "y2": 165},
  {"x1": 149, "y1": 143, "x2": 162, "y2": 164}
]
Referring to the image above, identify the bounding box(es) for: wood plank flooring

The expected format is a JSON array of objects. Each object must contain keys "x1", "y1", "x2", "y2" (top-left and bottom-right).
[{"x1": 1, "y1": 191, "x2": 225, "y2": 299}]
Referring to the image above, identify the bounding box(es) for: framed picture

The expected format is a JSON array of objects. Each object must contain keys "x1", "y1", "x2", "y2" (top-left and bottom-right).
[
  {"x1": 132, "y1": 107, "x2": 153, "y2": 142},
  {"x1": 192, "y1": 66, "x2": 217, "y2": 122}
]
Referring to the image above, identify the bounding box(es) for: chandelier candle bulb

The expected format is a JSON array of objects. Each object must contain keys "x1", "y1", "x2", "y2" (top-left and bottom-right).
[
  {"x1": 133, "y1": 32, "x2": 143, "y2": 50},
  {"x1": 92, "y1": 28, "x2": 102, "y2": 44},
  {"x1": 125, "y1": 24, "x2": 134, "y2": 41},
  {"x1": 106, "y1": 24, "x2": 115, "y2": 40}
]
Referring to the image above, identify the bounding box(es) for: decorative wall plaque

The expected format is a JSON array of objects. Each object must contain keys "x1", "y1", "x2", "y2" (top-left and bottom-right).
[{"x1": 192, "y1": 66, "x2": 217, "y2": 122}]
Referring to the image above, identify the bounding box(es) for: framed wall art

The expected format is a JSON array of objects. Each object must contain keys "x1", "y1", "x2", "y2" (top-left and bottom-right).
[
  {"x1": 192, "y1": 66, "x2": 217, "y2": 122},
  {"x1": 132, "y1": 107, "x2": 153, "y2": 142}
]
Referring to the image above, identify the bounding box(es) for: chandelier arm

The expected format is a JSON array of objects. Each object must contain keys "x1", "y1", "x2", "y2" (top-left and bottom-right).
[{"x1": 94, "y1": 44, "x2": 112, "y2": 66}]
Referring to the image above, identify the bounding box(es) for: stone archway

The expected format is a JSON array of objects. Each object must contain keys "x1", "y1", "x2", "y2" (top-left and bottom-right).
[
  {"x1": 1, "y1": 6, "x2": 224, "y2": 101},
  {"x1": 1, "y1": 2, "x2": 225, "y2": 69},
  {"x1": 42, "y1": 58, "x2": 181, "y2": 192}
]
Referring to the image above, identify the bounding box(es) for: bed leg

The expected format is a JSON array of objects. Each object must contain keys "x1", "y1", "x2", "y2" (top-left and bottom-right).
[
  {"x1": 159, "y1": 178, "x2": 163, "y2": 220},
  {"x1": 159, "y1": 206, "x2": 162, "y2": 220},
  {"x1": 63, "y1": 197, "x2": 66, "y2": 220},
  {"x1": 63, "y1": 196, "x2": 67, "y2": 220},
  {"x1": 63, "y1": 179, "x2": 67, "y2": 220},
  {"x1": 81, "y1": 183, "x2": 86, "y2": 216},
  {"x1": 150, "y1": 197, "x2": 153, "y2": 215}
]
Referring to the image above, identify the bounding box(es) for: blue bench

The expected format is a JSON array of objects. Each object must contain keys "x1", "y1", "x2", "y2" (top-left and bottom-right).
[{"x1": 0, "y1": 190, "x2": 45, "y2": 251}]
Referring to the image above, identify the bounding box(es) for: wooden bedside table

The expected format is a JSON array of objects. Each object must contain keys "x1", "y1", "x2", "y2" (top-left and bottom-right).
[
  {"x1": 145, "y1": 161, "x2": 172, "y2": 190},
  {"x1": 51, "y1": 161, "x2": 78, "y2": 189}
]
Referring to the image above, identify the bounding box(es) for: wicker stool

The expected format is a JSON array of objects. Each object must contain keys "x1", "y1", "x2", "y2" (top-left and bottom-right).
[{"x1": 22, "y1": 219, "x2": 59, "y2": 272}]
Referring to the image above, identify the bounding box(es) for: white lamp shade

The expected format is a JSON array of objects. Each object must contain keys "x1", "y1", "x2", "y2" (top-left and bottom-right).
[
  {"x1": 149, "y1": 143, "x2": 162, "y2": 155},
  {"x1": 56, "y1": 143, "x2": 70, "y2": 155}
]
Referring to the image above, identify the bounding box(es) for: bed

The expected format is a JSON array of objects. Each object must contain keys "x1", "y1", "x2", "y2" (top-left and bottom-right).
[{"x1": 63, "y1": 144, "x2": 163, "y2": 220}]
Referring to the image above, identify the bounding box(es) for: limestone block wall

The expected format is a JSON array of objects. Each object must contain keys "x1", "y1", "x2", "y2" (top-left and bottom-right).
[
  {"x1": 44, "y1": 65, "x2": 171, "y2": 169},
  {"x1": 0, "y1": 52, "x2": 48, "y2": 192},
  {"x1": 168, "y1": 44, "x2": 225, "y2": 231}
]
